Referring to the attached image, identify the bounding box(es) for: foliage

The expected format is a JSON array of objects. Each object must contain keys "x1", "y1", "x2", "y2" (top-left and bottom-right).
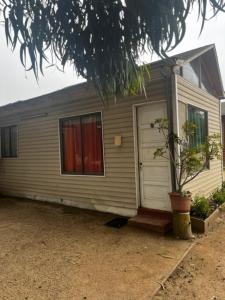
[
  {"x1": 212, "y1": 188, "x2": 225, "y2": 206},
  {"x1": 1, "y1": 1, "x2": 225, "y2": 100},
  {"x1": 153, "y1": 118, "x2": 222, "y2": 194},
  {"x1": 191, "y1": 196, "x2": 211, "y2": 219}
]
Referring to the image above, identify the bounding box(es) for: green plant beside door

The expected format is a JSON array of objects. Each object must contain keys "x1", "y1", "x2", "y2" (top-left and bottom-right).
[{"x1": 153, "y1": 118, "x2": 222, "y2": 239}]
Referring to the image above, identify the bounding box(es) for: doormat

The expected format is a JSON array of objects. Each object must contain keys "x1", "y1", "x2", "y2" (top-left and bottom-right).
[{"x1": 105, "y1": 217, "x2": 128, "y2": 228}]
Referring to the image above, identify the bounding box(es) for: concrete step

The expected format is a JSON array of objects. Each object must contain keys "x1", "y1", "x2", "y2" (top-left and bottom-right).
[{"x1": 129, "y1": 208, "x2": 172, "y2": 234}]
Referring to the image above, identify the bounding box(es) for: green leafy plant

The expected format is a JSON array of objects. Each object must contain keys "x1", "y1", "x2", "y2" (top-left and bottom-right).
[
  {"x1": 222, "y1": 181, "x2": 225, "y2": 190},
  {"x1": 212, "y1": 188, "x2": 225, "y2": 206},
  {"x1": 153, "y1": 118, "x2": 222, "y2": 194},
  {"x1": 191, "y1": 196, "x2": 211, "y2": 219}
]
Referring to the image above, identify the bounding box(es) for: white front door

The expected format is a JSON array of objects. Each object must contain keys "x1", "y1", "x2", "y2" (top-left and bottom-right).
[{"x1": 137, "y1": 102, "x2": 171, "y2": 211}]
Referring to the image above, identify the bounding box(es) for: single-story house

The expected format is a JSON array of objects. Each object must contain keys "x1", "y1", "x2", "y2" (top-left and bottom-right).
[{"x1": 0, "y1": 44, "x2": 224, "y2": 232}]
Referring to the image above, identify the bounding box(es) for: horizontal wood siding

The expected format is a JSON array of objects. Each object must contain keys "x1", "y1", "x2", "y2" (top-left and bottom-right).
[
  {"x1": 0, "y1": 77, "x2": 167, "y2": 216},
  {"x1": 177, "y1": 75, "x2": 223, "y2": 197}
]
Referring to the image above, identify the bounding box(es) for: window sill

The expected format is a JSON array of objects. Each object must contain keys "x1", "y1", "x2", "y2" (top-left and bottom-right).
[
  {"x1": 60, "y1": 172, "x2": 105, "y2": 177},
  {"x1": 0, "y1": 157, "x2": 18, "y2": 159}
]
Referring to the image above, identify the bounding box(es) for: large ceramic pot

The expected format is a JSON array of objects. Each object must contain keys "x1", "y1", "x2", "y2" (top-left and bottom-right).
[{"x1": 169, "y1": 192, "x2": 192, "y2": 213}]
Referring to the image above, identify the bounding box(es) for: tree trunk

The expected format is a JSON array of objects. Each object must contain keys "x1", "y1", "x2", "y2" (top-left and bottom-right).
[{"x1": 173, "y1": 212, "x2": 194, "y2": 239}]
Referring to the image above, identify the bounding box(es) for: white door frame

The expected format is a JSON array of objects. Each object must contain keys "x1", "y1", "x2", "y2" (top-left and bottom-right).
[{"x1": 132, "y1": 99, "x2": 168, "y2": 209}]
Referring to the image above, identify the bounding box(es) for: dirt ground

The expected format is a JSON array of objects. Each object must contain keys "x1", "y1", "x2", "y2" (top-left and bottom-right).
[
  {"x1": 153, "y1": 212, "x2": 225, "y2": 300},
  {"x1": 0, "y1": 197, "x2": 191, "y2": 300}
]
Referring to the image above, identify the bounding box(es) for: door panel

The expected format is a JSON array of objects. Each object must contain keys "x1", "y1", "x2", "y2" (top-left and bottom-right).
[{"x1": 138, "y1": 102, "x2": 171, "y2": 211}]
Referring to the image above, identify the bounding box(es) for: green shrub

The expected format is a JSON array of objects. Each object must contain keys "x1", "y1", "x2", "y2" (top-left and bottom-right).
[
  {"x1": 191, "y1": 196, "x2": 211, "y2": 220},
  {"x1": 212, "y1": 188, "x2": 225, "y2": 206},
  {"x1": 222, "y1": 181, "x2": 225, "y2": 191}
]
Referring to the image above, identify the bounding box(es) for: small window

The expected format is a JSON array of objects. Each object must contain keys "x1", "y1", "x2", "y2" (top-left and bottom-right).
[
  {"x1": 188, "y1": 105, "x2": 208, "y2": 148},
  {"x1": 60, "y1": 112, "x2": 104, "y2": 175},
  {"x1": 1, "y1": 125, "x2": 18, "y2": 158},
  {"x1": 182, "y1": 57, "x2": 217, "y2": 97},
  {"x1": 183, "y1": 60, "x2": 200, "y2": 88}
]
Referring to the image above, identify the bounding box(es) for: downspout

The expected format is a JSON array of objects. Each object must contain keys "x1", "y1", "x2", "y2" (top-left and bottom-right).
[
  {"x1": 161, "y1": 62, "x2": 180, "y2": 192},
  {"x1": 170, "y1": 65, "x2": 180, "y2": 192},
  {"x1": 219, "y1": 98, "x2": 224, "y2": 183}
]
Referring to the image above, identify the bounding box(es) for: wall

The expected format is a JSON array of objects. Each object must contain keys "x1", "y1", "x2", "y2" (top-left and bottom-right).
[
  {"x1": 177, "y1": 75, "x2": 223, "y2": 197},
  {"x1": 0, "y1": 65, "x2": 167, "y2": 216}
]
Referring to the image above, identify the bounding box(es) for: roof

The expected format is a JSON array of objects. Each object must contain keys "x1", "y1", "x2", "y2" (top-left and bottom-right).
[
  {"x1": 152, "y1": 44, "x2": 224, "y2": 98},
  {"x1": 173, "y1": 44, "x2": 215, "y2": 63},
  {"x1": 0, "y1": 44, "x2": 224, "y2": 112}
]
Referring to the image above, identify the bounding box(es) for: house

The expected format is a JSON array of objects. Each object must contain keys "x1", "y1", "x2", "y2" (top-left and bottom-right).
[{"x1": 0, "y1": 45, "x2": 224, "y2": 232}]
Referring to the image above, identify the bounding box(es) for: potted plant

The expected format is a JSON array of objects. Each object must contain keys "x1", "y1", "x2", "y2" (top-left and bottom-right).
[{"x1": 153, "y1": 118, "x2": 222, "y2": 239}]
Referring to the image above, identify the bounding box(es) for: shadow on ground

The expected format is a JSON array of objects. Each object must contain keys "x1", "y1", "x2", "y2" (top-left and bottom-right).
[{"x1": 0, "y1": 197, "x2": 192, "y2": 300}]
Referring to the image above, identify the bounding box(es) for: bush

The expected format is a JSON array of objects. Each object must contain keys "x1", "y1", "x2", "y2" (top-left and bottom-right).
[
  {"x1": 191, "y1": 196, "x2": 211, "y2": 220},
  {"x1": 212, "y1": 188, "x2": 225, "y2": 206}
]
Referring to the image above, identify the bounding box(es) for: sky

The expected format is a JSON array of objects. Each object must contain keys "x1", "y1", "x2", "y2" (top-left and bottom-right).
[{"x1": 0, "y1": 6, "x2": 225, "y2": 106}]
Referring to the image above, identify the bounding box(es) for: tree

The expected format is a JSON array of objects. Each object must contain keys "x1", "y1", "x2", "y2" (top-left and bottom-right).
[
  {"x1": 1, "y1": 0, "x2": 225, "y2": 100},
  {"x1": 153, "y1": 118, "x2": 222, "y2": 194}
]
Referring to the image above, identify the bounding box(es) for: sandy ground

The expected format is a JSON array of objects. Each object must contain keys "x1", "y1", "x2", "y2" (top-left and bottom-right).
[
  {"x1": 153, "y1": 212, "x2": 225, "y2": 300},
  {"x1": 0, "y1": 197, "x2": 191, "y2": 300}
]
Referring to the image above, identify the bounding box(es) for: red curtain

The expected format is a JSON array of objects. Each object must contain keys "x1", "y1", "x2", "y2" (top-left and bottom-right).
[
  {"x1": 62, "y1": 114, "x2": 103, "y2": 174},
  {"x1": 63, "y1": 120, "x2": 82, "y2": 172},
  {"x1": 82, "y1": 114, "x2": 103, "y2": 174}
]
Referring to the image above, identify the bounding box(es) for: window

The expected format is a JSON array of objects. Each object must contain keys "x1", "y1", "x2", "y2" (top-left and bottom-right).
[
  {"x1": 188, "y1": 105, "x2": 208, "y2": 148},
  {"x1": 60, "y1": 112, "x2": 104, "y2": 175},
  {"x1": 182, "y1": 57, "x2": 216, "y2": 97},
  {"x1": 182, "y1": 60, "x2": 200, "y2": 88},
  {"x1": 1, "y1": 125, "x2": 18, "y2": 158}
]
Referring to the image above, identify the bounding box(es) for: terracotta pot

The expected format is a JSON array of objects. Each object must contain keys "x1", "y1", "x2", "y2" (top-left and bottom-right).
[{"x1": 169, "y1": 192, "x2": 192, "y2": 213}]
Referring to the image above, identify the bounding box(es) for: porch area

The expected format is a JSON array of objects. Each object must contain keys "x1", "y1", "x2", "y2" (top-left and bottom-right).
[{"x1": 0, "y1": 197, "x2": 192, "y2": 300}]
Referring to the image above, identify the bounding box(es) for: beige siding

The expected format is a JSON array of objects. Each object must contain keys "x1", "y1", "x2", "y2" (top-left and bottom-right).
[
  {"x1": 177, "y1": 75, "x2": 223, "y2": 197},
  {"x1": 0, "y1": 76, "x2": 167, "y2": 216}
]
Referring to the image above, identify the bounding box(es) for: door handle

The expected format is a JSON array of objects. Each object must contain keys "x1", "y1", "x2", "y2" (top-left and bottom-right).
[{"x1": 139, "y1": 162, "x2": 143, "y2": 168}]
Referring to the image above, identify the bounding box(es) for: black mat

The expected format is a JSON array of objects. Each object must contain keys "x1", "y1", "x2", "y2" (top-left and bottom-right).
[{"x1": 105, "y1": 217, "x2": 128, "y2": 228}]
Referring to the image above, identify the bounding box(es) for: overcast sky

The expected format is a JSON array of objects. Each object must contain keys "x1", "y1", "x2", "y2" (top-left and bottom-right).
[{"x1": 0, "y1": 7, "x2": 225, "y2": 107}]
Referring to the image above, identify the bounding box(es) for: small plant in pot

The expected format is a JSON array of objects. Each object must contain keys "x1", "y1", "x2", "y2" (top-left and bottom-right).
[{"x1": 153, "y1": 118, "x2": 222, "y2": 239}]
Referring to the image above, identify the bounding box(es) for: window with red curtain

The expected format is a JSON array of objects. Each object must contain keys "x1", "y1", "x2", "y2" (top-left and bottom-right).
[{"x1": 60, "y1": 112, "x2": 104, "y2": 175}]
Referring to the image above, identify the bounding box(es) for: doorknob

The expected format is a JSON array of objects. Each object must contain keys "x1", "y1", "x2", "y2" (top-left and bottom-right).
[{"x1": 139, "y1": 162, "x2": 143, "y2": 168}]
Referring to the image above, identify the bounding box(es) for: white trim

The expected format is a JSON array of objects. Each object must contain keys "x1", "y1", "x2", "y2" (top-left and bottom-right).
[
  {"x1": 132, "y1": 105, "x2": 140, "y2": 208},
  {"x1": 132, "y1": 99, "x2": 167, "y2": 209},
  {"x1": 174, "y1": 74, "x2": 180, "y2": 136},
  {"x1": 58, "y1": 110, "x2": 106, "y2": 177}
]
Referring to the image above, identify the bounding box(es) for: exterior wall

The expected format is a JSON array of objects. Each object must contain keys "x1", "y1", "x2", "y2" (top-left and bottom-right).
[
  {"x1": 177, "y1": 75, "x2": 223, "y2": 197},
  {"x1": 0, "y1": 69, "x2": 167, "y2": 216},
  {"x1": 222, "y1": 115, "x2": 225, "y2": 166},
  {"x1": 221, "y1": 102, "x2": 225, "y2": 115}
]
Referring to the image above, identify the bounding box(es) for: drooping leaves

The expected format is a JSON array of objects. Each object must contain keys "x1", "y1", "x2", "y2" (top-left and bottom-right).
[{"x1": 1, "y1": 0, "x2": 225, "y2": 101}]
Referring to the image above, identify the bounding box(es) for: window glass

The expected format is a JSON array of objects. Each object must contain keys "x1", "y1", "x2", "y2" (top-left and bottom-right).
[
  {"x1": 188, "y1": 105, "x2": 207, "y2": 148},
  {"x1": 62, "y1": 118, "x2": 82, "y2": 173},
  {"x1": 10, "y1": 126, "x2": 18, "y2": 157},
  {"x1": 182, "y1": 60, "x2": 200, "y2": 87},
  {"x1": 182, "y1": 57, "x2": 216, "y2": 97},
  {"x1": 1, "y1": 126, "x2": 17, "y2": 158},
  {"x1": 60, "y1": 112, "x2": 104, "y2": 175},
  {"x1": 82, "y1": 114, "x2": 104, "y2": 174},
  {"x1": 200, "y1": 62, "x2": 215, "y2": 96}
]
